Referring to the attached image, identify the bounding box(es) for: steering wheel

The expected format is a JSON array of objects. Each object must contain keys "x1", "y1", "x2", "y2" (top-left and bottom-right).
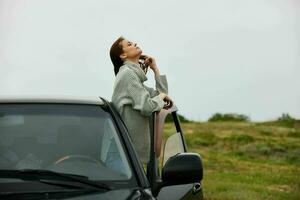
[{"x1": 53, "y1": 154, "x2": 104, "y2": 166}]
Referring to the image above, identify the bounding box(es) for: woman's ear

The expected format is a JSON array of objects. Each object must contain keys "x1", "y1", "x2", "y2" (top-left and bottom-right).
[{"x1": 120, "y1": 53, "x2": 127, "y2": 60}]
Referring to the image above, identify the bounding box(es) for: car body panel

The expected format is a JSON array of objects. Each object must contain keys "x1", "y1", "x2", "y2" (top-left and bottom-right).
[{"x1": 0, "y1": 96, "x2": 104, "y2": 105}]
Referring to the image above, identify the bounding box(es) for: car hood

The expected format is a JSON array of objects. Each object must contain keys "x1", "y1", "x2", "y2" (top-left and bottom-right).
[{"x1": 65, "y1": 188, "x2": 152, "y2": 200}]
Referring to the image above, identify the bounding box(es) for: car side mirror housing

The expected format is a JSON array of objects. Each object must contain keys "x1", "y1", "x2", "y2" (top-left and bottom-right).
[{"x1": 162, "y1": 153, "x2": 203, "y2": 186}]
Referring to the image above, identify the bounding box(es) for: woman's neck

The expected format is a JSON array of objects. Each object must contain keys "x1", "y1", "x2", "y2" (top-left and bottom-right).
[{"x1": 125, "y1": 58, "x2": 139, "y2": 65}]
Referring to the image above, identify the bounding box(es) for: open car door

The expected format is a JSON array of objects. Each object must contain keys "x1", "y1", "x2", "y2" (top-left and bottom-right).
[{"x1": 147, "y1": 105, "x2": 203, "y2": 200}]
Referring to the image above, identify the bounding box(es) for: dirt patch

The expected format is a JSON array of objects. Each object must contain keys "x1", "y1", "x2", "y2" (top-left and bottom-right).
[{"x1": 267, "y1": 184, "x2": 292, "y2": 193}]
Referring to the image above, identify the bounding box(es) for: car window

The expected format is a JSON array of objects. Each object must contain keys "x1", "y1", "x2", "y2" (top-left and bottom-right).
[
  {"x1": 162, "y1": 132, "x2": 185, "y2": 166},
  {"x1": 157, "y1": 112, "x2": 185, "y2": 175},
  {"x1": 0, "y1": 103, "x2": 132, "y2": 181}
]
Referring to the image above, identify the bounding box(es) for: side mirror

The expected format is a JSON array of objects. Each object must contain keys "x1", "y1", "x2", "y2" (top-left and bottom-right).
[{"x1": 162, "y1": 153, "x2": 203, "y2": 186}]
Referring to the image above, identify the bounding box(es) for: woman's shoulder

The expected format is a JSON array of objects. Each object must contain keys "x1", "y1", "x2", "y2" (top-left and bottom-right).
[{"x1": 117, "y1": 65, "x2": 138, "y2": 80}]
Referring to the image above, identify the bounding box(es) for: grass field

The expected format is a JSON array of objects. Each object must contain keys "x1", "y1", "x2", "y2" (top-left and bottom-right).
[{"x1": 163, "y1": 121, "x2": 300, "y2": 200}]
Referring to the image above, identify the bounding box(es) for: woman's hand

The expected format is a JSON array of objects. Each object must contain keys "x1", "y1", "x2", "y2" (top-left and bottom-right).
[
  {"x1": 143, "y1": 55, "x2": 160, "y2": 76},
  {"x1": 163, "y1": 95, "x2": 173, "y2": 110},
  {"x1": 158, "y1": 92, "x2": 167, "y2": 100},
  {"x1": 158, "y1": 93, "x2": 173, "y2": 110}
]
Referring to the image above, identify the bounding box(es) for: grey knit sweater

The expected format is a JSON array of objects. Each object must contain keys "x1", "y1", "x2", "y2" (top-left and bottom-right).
[{"x1": 111, "y1": 60, "x2": 168, "y2": 163}]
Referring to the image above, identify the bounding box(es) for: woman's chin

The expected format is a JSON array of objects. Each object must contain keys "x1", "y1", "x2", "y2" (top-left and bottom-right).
[{"x1": 137, "y1": 51, "x2": 142, "y2": 57}]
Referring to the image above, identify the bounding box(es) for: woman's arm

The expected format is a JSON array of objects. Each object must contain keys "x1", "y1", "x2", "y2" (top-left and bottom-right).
[
  {"x1": 125, "y1": 72, "x2": 166, "y2": 117},
  {"x1": 144, "y1": 75, "x2": 168, "y2": 98},
  {"x1": 143, "y1": 56, "x2": 168, "y2": 97}
]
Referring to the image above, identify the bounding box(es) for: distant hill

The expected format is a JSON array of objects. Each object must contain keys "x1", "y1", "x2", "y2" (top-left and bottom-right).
[
  {"x1": 162, "y1": 120, "x2": 300, "y2": 199},
  {"x1": 258, "y1": 113, "x2": 300, "y2": 128},
  {"x1": 164, "y1": 112, "x2": 300, "y2": 128}
]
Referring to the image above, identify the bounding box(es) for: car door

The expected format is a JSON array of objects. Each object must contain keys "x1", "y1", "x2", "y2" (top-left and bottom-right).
[{"x1": 154, "y1": 107, "x2": 203, "y2": 200}]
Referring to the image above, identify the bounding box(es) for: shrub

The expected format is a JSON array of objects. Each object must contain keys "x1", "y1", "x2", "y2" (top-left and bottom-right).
[
  {"x1": 276, "y1": 113, "x2": 297, "y2": 128},
  {"x1": 208, "y1": 113, "x2": 250, "y2": 122},
  {"x1": 165, "y1": 113, "x2": 190, "y2": 123},
  {"x1": 278, "y1": 113, "x2": 295, "y2": 121}
]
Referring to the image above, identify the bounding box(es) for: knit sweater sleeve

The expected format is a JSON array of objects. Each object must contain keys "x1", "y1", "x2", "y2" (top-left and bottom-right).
[
  {"x1": 126, "y1": 72, "x2": 165, "y2": 117},
  {"x1": 144, "y1": 75, "x2": 168, "y2": 97}
]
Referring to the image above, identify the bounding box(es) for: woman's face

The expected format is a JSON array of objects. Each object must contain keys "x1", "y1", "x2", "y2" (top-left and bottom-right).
[{"x1": 119, "y1": 39, "x2": 142, "y2": 60}]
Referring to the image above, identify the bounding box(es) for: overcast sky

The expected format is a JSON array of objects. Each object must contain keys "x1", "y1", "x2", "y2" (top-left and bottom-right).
[{"x1": 0, "y1": 0, "x2": 299, "y2": 121}]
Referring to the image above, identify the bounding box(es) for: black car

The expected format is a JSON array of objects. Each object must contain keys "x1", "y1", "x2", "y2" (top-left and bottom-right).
[{"x1": 0, "y1": 96, "x2": 203, "y2": 199}]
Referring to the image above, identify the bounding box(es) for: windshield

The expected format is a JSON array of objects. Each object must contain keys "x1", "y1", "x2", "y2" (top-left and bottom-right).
[{"x1": 0, "y1": 103, "x2": 132, "y2": 182}]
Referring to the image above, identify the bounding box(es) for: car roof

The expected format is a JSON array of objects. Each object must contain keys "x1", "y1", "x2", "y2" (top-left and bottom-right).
[{"x1": 0, "y1": 95, "x2": 105, "y2": 105}]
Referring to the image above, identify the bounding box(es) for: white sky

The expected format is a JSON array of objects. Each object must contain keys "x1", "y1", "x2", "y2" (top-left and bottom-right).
[{"x1": 0, "y1": 0, "x2": 299, "y2": 121}]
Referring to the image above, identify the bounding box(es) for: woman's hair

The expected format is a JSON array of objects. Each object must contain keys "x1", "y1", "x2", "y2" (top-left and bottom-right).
[{"x1": 110, "y1": 36, "x2": 125, "y2": 75}]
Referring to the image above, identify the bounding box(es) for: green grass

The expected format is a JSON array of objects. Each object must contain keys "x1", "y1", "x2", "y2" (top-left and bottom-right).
[{"x1": 163, "y1": 121, "x2": 300, "y2": 200}]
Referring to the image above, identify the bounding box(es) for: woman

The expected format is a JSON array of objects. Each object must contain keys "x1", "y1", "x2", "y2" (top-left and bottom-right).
[{"x1": 110, "y1": 36, "x2": 172, "y2": 164}]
